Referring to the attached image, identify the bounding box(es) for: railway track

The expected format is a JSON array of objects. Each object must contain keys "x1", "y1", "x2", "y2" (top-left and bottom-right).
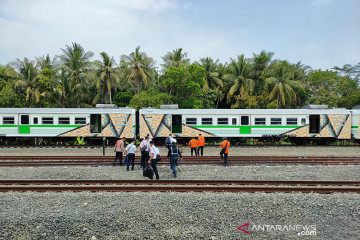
[
  {"x1": 0, "y1": 156, "x2": 359, "y2": 166},
  {"x1": 1, "y1": 180, "x2": 359, "y2": 193}
]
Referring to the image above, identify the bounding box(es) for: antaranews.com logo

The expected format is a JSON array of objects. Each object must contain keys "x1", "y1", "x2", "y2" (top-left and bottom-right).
[{"x1": 238, "y1": 222, "x2": 317, "y2": 236}]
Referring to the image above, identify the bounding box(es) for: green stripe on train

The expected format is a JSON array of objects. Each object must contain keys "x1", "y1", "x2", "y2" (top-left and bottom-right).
[
  {"x1": 351, "y1": 126, "x2": 359, "y2": 128},
  {"x1": 190, "y1": 125, "x2": 301, "y2": 128},
  {"x1": 0, "y1": 125, "x2": 83, "y2": 128}
]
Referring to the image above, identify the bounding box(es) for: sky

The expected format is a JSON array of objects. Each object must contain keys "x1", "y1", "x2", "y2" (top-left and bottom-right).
[{"x1": 0, "y1": 0, "x2": 359, "y2": 70}]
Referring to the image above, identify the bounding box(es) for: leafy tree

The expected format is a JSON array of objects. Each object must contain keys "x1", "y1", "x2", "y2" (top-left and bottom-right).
[
  {"x1": 252, "y1": 50, "x2": 274, "y2": 94},
  {"x1": 232, "y1": 93, "x2": 259, "y2": 109},
  {"x1": 121, "y1": 46, "x2": 156, "y2": 94},
  {"x1": 59, "y1": 42, "x2": 94, "y2": 107},
  {"x1": 113, "y1": 92, "x2": 133, "y2": 107},
  {"x1": 161, "y1": 48, "x2": 190, "y2": 71},
  {"x1": 10, "y1": 58, "x2": 45, "y2": 105},
  {"x1": 332, "y1": 62, "x2": 360, "y2": 84},
  {"x1": 305, "y1": 70, "x2": 357, "y2": 107},
  {"x1": 265, "y1": 61, "x2": 304, "y2": 108},
  {"x1": 129, "y1": 90, "x2": 171, "y2": 110},
  {"x1": 223, "y1": 54, "x2": 254, "y2": 103},
  {"x1": 93, "y1": 52, "x2": 120, "y2": 104},
  {"x1": 196, "y1": 57, "x2": 223, "y2": 91}
]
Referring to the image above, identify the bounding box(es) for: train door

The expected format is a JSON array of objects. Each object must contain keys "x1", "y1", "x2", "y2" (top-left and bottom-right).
[
  {"x1": 240, "y1": 115, "x2": 250, "y2": 134},
  {"x1": 309, "y1": 115, "x2": 320, "y2": 134},
  {"x1": 90, "y1": 114, "x2": 101, "y2": 133},
  {"x1": 172, "y1": 115, "x2": 182, "y2": 134},
  {"x1": 18, "y1": 114, "x2": 30, "y2": 134}
]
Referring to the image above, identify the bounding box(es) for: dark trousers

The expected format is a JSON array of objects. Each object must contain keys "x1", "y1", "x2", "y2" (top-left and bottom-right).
[
  {"x1": 126, "y1": 153, "x2": 135, "y2": 171},
  {"x1": 197, "y1": 146, "x2": 204, "y2": 156},
  {"x1": 191, "y1": 148, "x2": 198, "y2": 156},
  {"x1": 221, "y1": 153, "x2": 228, "y2": 166},
  {"x1": 170, "y1": 156, "x2": 178, "y2": 177},
  {"x1": 151, "y1": 159, "x2": 159, "y2": 180},
  {"x1": 113, "y1": 152, "x2": 123, "y2": 165},
  {"x1": 141, "y1": 151, "x2": 149, "y2": 168}
]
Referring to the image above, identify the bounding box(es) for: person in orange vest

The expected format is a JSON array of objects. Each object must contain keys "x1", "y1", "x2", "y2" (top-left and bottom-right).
[
  {"x1": 113, "y1": 137, "x2": 126, "y2": 166},
  {"x1": 188, "y1": 137, "x2": 198, "y2": 156},
  {"x1": 220, "y1": 137, "x2": 230, "y2": 166},
  {"x1": 196, "y1": 133, "x2": 205, "y2": 156}
]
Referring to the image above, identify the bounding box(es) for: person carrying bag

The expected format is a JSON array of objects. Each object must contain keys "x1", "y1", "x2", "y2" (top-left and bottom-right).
[{"x1": 220, "y1": 137, "x2": 230, "y2": 167}]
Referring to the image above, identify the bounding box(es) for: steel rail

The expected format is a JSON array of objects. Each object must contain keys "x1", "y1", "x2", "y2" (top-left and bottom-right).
[
  {"x1": 0, "y1": 185, "x2": 359, "y2": 193},
  {"x1": 1, "y1": 180, "x2": 359, "y2": 186}
]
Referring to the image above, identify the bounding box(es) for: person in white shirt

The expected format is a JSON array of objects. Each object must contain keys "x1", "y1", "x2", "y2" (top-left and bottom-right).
[
  {"x1": 139, "y1": 136, "x2": 150, "y2": 168},
  {"x1": 125, "y1": 139, "x2": 137, "y2": 171},
  {"x1": 149, "y1": 141, "x2": 160, "y2": 180}
]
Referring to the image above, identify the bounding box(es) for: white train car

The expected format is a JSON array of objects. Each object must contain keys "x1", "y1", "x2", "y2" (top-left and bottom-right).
[
  {"x1": 140, "y1": 105, "x2": 356, "y2": 144},
  {"x1": 0, "y1": 106, "x2": 136, "y2": 140}
]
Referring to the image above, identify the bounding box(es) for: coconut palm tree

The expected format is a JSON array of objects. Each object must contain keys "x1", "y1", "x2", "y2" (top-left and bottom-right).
[
  {"x1": 93, "y1": 52, "x2": 120, "y2": 104},
  {"x1": 265, "y1": 61, "x2": 305, "y2": 108},
  {"x1": 196, "y1": 57, "x2": 223, "y2": 91},
  {"x1": 120, "y1": 46, "x2": 156, "y2": 94},
  {"x1": 223, "y1": 54, "x2": 255, "y2": 102},
  {"x1": 58, "y1": 42, "x2": 94, "y2": 107},
  {"x1": 11, "y1": 58, "x2": 43, "y2": 103},
  {"x1": 161, "y1": 48, "x2": 190, "y2": 71}
]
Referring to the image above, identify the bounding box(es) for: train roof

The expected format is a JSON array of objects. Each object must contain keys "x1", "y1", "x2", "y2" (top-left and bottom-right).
[
  {"x1": 0, "y1": 108, "x2": 135, "y2": 114},
  {"x1": 140, "y1": 108, "x2": 350, "y2": 115}
]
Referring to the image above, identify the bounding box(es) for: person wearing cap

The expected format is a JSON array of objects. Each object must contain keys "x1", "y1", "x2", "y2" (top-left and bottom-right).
[
  {"x1": 125, "y1": 139, "x2": 137, "y2": 171},
  {"x1": 168, "y1": 140, "x2": 183, "y2": 178},
  {"x1": 143, "y1": 133, "x2": 152, "y2": 142},
  {"x1": 113, "y1": 137, "x2": 126, "y2": 166},
  {"x1": 220, "y1": 137, "x2": 230, "y2": 166},
  {"x1": 139, "y1": 136, "x2": 150, "y2": 168},
  {"x1": 197, "y1": 134, "x2": 205, "y2": 156},
  {"x1": 188, "y1": 137, "x2": 198, "y2": 156},
  {"x1": 149, "y1": 141, "x2": 160, "y2": 180}
]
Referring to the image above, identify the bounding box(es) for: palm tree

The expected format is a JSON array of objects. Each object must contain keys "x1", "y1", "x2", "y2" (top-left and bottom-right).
[
  {"x1": 265, "y1": 61, "x2": 304, "y2": 108},
  {"x1": 11, "y1": 58, "x2": 43, "y2": 103},
  {"x1": 120, "y1": 46, "x2": 156, "y2": 94},
  {"x1": 196, "y1": 57, "x2": 223, "y2": 91},
  {"x1": 252, "y1": 50, "x2": 274, "y2": 94},
  {"x1": 161, "y1": 48, "x2": 190, "y2": 71},
  {"x1": 58, "y1": 42, "x2": 94, "y2": 107},
  {"x1": 223, "y1": 54, "x2": 255, "y2": 102},
  {"x1": 93, "y1": 52, "x2": 120, "y2": 104}
]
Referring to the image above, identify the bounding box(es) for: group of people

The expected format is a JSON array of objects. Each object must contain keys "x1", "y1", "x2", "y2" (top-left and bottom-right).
[
  {"x1": 112, "y1": 134, "x2": 231, "y2": 180},
  {"x1": 187, "y1": 134, "x2": 205, "y2": 156}
]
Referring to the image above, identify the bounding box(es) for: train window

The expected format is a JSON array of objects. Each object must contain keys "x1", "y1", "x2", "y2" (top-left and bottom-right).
[
  {"x1": 42, "y1": 117, "x2": 53, "y2": 124},
  {"x1": 33, "y1": 117, "x2": 38, "y2": 125},
  {"x1": 301, "y1": 118, "x2": 306, "y2": 125},
  {"x1": 241, "y1": 116, "x2": 249, "y2": 125},
  {"x1": 271, "y1": 118, "x2": 282, "y2": 125},
  {"x1": 286, "y1": 118, "x2": 298, "y2": 125},
  {"x1": 59, "y1": 117, "x2": 70, "y2": 124},
  {"x1": 90, "y1": 114, "x2": 101, "y2": 133},
  {"x1": 21, "y1": 115, "x2": 29, "y2": 125},
  {"x1": 186, "y1": 118, "x2": 197, "y2": 125},
  {"x1": 202, "y1": 118, "x2": 213, "y2": 125},
  {"x1": 3, "y1": 117, "x2": 15, "y2": 124},
  {"x1": 232, "y1": 118, "x2": 237, "y2": 125},
  {"x1": 217, "y1": 118, "x2": 228, "y2": 125},
  {"x1": 75, "y1": 117, "x2": 86, "y2": 124},
  {"x1": 255, "y1": 118, "x2": 266, "y2": 125}
]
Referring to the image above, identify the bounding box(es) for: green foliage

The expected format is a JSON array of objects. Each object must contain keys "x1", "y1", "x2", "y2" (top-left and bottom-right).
[
  {"x1": 2, "y1": 45, "x2": 359, "y2": 110},
  {"x1": 74, "y1": 137, "x2": 87, "y2": 145},
  {"x1": 129, "y1": 90, "x2": 171, "y2": 110},
  {"x1": 113, "y1": 92, "x2": 133, "y2": 107},
  {"x1": 305, "y1": 70, "x2": 357, "y2": 107}
]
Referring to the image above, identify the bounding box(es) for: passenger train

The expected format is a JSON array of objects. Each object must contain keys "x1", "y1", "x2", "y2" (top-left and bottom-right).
[{"x1": 0, "y1": 104, "x2": 359, "y2": 145}]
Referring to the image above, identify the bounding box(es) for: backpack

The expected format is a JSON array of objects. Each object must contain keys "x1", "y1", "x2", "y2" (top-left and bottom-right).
[
  {"x1": 141, "y1": 141, "x2": 148, "y2": 152},
  {"x1": 156, "y1": 154, "x2": 162, "y2": 162},
  {"x1": 165, "y1": 137, "x2": 171, "y2": 145}
]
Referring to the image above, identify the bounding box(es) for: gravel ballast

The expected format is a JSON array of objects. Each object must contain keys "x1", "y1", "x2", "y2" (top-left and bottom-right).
[
  {"x1": 1, "y1": 165, "x2": 360, "y2": 181},
  {"x1": 0, "y1": 191, "x2": 359, "y2": 240},
  {"x1": 0, "y1": 145, "x2": 359, "y2": 156}
]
